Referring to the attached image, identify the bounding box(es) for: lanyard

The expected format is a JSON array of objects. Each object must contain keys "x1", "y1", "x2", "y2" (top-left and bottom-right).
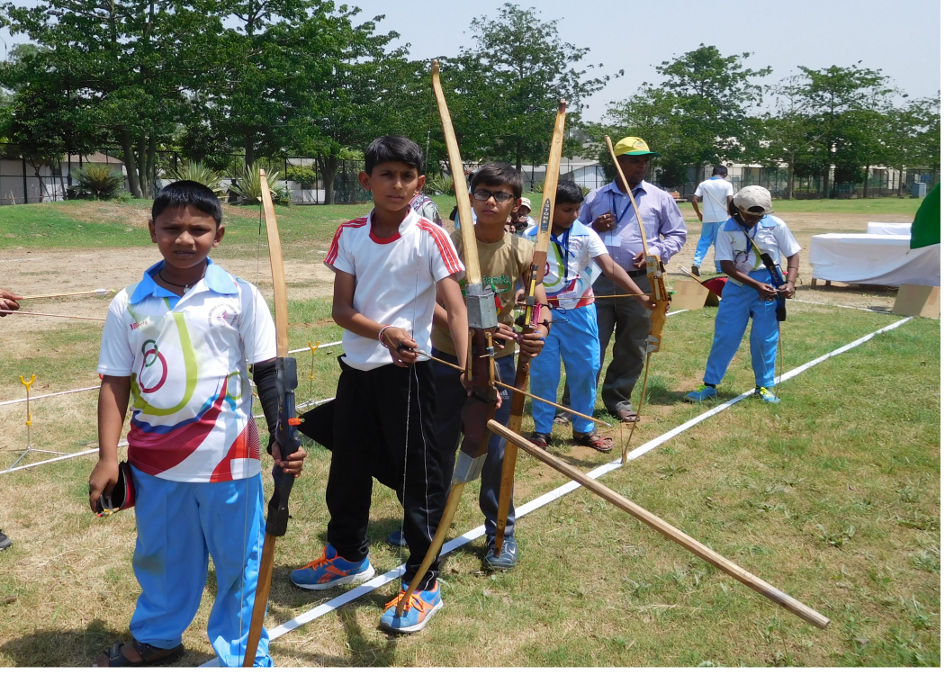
[
  {"x1": 610, "y1": 192, "x2": 633, "y2": 226},
  {"x1": 551, "y1": 228, "x2": 572, "y2": 282}
]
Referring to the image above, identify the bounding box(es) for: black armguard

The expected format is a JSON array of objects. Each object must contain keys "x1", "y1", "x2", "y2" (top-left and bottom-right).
[{"x1": 252, "y1": 358, "x2": 280, "y2": 454}]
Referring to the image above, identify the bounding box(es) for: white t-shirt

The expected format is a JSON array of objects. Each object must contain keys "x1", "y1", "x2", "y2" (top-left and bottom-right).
[
  {"x1": 98, "y1": 260, "x2": 276, "y2": 483},
  {"x1": 524, "y1": 221, "x2": 606, "y2": 309},
  {"x1": 716, "y1": 214, "x2": 802, "y2": 275},
  {"x1": 694, "y1": 177, "x2": 734, "y2": 223},
  {"x1": 324, "y1": 208, "x2": 464, "y2": 370}
]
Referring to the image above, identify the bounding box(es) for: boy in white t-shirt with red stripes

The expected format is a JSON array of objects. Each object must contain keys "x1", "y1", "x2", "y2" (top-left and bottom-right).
[{"x1": 290, "y1": 135, "x2": 468, "y2": 634}]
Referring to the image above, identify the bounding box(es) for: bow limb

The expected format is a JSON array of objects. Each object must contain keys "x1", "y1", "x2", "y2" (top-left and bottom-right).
[
  {"x1": 604, "y1": 136, "x2": 670, "y2": 462},
  {"x1": 243, "y1": 171, "x2": 301, "y2": 666},
  {"x1": 397, "y1": 60, "x2": 499, "y2": 615},
  {"x1": 494, "y1": 99, "x2": 567, "y2": 554}
]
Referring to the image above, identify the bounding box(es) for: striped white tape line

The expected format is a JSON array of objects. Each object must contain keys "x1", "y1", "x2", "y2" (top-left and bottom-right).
[{"x1": 199, "y1": 314, "x2": 913, "y2": 665}]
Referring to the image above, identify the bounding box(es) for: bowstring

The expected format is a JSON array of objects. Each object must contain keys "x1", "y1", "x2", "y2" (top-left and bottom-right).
[
  {"x1": 239, "y1": 195, "x2": 266, "y2": 664},
  {"x1": 397, "y1": 215, "x2": 424, "y2": 579}
]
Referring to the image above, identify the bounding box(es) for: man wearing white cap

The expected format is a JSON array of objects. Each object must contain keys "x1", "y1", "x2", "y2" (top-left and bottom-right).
[
  {"x1": 580, "y1": 136, "x2": 687, "y2": 422},
  {"x1": 684, "y1": 185, "x2": 800, "y2": 404}
]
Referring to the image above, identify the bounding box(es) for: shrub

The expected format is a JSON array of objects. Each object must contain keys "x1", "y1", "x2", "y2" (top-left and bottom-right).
[
  {"x1": 166, "y1": 162, "x2": 227, "y2": 197},
  {"x1": 285, "y1": 165, "x2": 319, "y2": 188},
  {"x1": 425, "y1": 174, "x2": 454, "y2": 195},
  {"x1": 72, "y1": 164, "x2": 125, "y2": 200},
  {"x1": 229, "y1": 162, "x2": 290, "y2": 205}
]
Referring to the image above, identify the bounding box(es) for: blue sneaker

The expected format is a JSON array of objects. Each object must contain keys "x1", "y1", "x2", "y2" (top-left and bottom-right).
[
  {"x1": 289, "y1": 544, "x2": 375, "y2": 590},
  {"x1": 379, "y1": 582, "x2": 443, "y2": 634},
  {"x1": 484, "y1": 535, "x2": 518, "y2": 571},
  {"x1": 684, "y1": 384, "x2": 717, "y2": 402},
  {"x1": 756, "y1": 386, "x2": 781, "y2": 404}
]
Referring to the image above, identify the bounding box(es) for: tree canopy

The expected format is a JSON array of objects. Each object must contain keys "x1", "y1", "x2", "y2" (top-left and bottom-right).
[
  {"x1": 444, "y1": 3, "x2": 617, "y2": 170},
  {"x1": 0, "y1": 3, "x2": 938, "y2": 201}
]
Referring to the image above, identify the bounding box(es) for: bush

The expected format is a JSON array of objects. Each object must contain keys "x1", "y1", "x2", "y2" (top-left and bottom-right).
[
  {"x1": 424, "y1": 174, "x2": 454, "y2": 195},
  {"x1": 229, "y1": 162, "x2": 290, "y2": 205},
  {"x1": 72, "y1": 164, "x2": 125, "y2": 200},
  {"x1": 285, "y1": 165, "x2": 319, "y2": 188},
  {"x1": 166, "y1": 162, "x2": 227, "y2": 197}
]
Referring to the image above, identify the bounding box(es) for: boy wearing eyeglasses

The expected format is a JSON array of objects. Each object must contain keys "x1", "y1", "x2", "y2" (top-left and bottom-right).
[
  {"x1": 426, "y1": 162, "x2": 551, "y2": 571},
  {"x1": 684, "y1": 185, "x2": 800, "y2": 405}
]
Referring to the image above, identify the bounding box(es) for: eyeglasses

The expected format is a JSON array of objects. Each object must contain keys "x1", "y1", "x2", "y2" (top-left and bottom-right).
[{"x1": 471, "y1": 189, "x2": 515, "y2": 203}]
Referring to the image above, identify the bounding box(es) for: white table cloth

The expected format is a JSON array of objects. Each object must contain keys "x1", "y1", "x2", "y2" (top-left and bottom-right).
[
  {"x1": 866, "y1": 222, "x2": 912, "y2": 236},
  {"x1": 809, "y1": 233, "x2": 940, "y2": 286}
]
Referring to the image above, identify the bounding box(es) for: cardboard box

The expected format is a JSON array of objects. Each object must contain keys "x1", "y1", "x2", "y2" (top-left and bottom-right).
[
  {"x1": 892, "y1": 284, "x2": 940, "y2": 318},
  {"x1": 671, "y1": 279, "x2": 711, "y2": 310}
]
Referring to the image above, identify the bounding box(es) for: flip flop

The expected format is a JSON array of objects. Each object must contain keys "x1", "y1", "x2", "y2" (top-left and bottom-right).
[
  {"x1": 529, "y1": 432, "x2": 550, "y2": 449},
  {"x1": 572, "y1": 433, "x2": 614, "y2": 453}
]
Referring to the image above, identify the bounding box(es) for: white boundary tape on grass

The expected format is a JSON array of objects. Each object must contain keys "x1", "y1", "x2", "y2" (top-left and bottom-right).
[
  {"x1": 792, "y1": 298, "x2": 893, "y2": 314},
  {"x1": 0, "y1": 342, "x2": 343, "y2": 410},
  {"x1": 0, "y1": 442, "x2": 128, "y2": 475},
  {"x1": 197, "y1": 314, "x2": 914, "y2": 664}
]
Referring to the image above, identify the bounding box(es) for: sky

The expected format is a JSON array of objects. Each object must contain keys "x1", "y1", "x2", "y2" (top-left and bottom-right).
[
  {"x1": 345, "y1": 0, "x2": 941, "y2": 121},
  {"x1": 0, "y1": 0, "x2": 939, "y2": 123}
]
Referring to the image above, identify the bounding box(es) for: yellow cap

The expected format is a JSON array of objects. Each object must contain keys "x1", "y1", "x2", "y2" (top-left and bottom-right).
[{"x1": 614, "y1": 136, "x2": 659, "y2": 158}]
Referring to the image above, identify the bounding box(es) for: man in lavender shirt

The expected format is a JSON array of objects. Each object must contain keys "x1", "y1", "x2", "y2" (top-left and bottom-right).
[{"x1": 579, "y1": 137, "x2": 687, "y2": 422}]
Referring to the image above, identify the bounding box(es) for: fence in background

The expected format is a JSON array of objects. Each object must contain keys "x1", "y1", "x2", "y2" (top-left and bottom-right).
[{"x1": 0, "y1": 144, "x2": 937, "y2": 206}]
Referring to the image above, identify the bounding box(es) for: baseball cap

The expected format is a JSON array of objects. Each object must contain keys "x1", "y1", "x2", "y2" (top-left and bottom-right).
[
  {"x1": 520, "y1": 197, "x2": 532, "y2": 211},
  {"x1": 614, "y1": 136, "x2": 660, "y2": 158},
  {"x1": 733, "y1": 185, "x2": 773, "y2": 214}
]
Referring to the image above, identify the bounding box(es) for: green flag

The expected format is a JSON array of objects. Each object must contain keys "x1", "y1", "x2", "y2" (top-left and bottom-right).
[{"x1": 910, "y1": 182, "x2": 940, "y2": 249}]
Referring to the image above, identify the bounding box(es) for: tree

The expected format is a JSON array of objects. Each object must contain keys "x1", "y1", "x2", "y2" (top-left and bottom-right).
[
  {"x1": 782, "y1": 63, "x2": 896, "y2": 197},
  {"x1": 446, "y1": 3, "x2": 617, "y2": 170},
  {"x1": 763, "y1": 75, "x2": 824, "y2": 199},
  {"x1": 184, "y1": 1, "x2": 418, "y2": 203},
  {"x1": 599, "y1": 44, "x2": 770, "y2": 182},
  {"x1": 0, "y1": 0, "x2": 195, "y2": 198},
  {"x1": 883, "y1": 96, "x2": 941, "y2": 195}
]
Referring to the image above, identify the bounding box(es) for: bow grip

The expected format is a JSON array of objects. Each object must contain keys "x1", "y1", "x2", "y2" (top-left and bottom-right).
[{"x1": 266, "y1": 356, "x2": 299, "y2": 537}]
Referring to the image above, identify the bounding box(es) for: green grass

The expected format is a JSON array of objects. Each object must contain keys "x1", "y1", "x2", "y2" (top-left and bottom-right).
[
  {"x1": 0, "y1": 199, "x2": 363, "y2": 252},
  {"x1": 0, "y1": 195, "x2": 920, "y2": 253},
  {"x1": 0, "y1": 198, "x2": 938, "y2": 667}
]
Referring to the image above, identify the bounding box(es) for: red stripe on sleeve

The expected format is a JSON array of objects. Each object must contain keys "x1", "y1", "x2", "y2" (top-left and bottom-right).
[
  {"x1": 418, "y1": 220, "x2": 463, "y2": 274},
  {"x1": 325, "y1": 218, "x2": 368, "y2": 266}
]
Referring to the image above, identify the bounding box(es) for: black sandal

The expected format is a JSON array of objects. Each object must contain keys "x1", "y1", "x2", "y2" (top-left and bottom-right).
[
  {"x1": 95, "y1": 638, "x2": 184, "y2": 667},
  {"x1": 529, "y1": 432, "x2": 551, "y2": 449}
]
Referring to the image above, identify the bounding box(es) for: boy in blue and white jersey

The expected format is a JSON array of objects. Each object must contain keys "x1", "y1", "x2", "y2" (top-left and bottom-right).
[{"x1": 524, "y1": 181, "x2": 653, "y2": 451}]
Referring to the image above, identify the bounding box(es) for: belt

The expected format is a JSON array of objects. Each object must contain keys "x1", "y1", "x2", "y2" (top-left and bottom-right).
[{"x1": 547, "y1": 295, "x2": 595, "y2": 309}]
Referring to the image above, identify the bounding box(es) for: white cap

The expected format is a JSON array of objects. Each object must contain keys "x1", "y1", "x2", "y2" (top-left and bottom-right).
[
  {"x1": 519, "y1": 197, "x2": 532, "y2": 211},
  {"x1": 733, "y1": 185, "x2": 772, "y2": 214}
]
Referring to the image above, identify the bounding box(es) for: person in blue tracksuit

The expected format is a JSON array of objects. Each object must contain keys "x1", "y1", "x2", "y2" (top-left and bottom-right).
[{"x1": 525, "y1": 181, "x2": 653, "y2": 451}]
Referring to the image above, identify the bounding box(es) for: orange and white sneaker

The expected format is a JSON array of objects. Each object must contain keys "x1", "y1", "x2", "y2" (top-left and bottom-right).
[
  {"x1": 289, "y1": 544, "x2": 375, "y2": 590},
  {"x1": 379, "y1": 581, "x2": 443, "y2": 633}
]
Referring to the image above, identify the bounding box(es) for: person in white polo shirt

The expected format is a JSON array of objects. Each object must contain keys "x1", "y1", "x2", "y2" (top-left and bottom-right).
[{"x1": 689, "y1": 164, "x2": 734, "y2": 276}]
